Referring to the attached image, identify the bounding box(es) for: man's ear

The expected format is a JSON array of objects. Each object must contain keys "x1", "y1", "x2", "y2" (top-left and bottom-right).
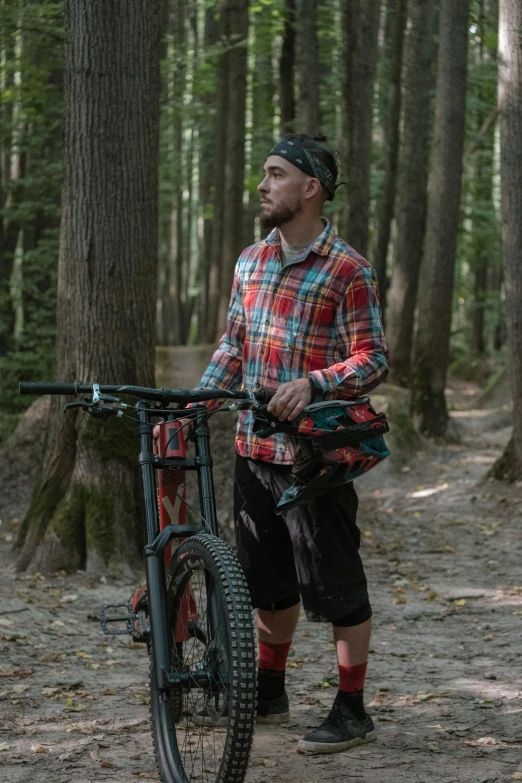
[{"x1": 304, "y1": 177, "x2": 323, "y2": 200}]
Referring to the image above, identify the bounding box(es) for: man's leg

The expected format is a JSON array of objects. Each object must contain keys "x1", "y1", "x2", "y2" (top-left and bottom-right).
[
  {"x1": 334, "y1": 617, "x2": 371, "y2": 720},
  {"x1": 256, "y1": 600, "x2": 300, "y2": 722}
]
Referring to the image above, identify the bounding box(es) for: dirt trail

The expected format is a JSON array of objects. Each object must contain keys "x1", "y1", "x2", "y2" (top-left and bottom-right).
[{"x1": 1, "y1": 382, "x2": 521, "y2": 783}]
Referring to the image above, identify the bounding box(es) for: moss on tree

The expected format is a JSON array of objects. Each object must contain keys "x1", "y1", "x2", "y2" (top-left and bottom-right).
[
  {"x1": 16, "y1": 477, "x2": 63, "y2": 550},
  {"x1": 51, "y1": 483, "x2": 87, "y2": 562},
  {"x1": 488, "y1": 436, "x2": 517, "y2": 482},
  {"x1": 82, "y1": 416, "x2": 137, "y2": 467}
]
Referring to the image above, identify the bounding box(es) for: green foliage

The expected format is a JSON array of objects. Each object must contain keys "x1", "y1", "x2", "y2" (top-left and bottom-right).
[{"x1": 0, "y1": 0, "x2": 63, "y2": 427}]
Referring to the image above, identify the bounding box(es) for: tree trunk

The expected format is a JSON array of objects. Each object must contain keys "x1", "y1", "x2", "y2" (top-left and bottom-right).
[
  {"x1": 372, "y1": 0, "x2": 407, "y2": 315},
  {"x1": 206, "y1": 4, "x2": 231, "y2": 343},
  {"x1": 340, "y1": 0, "x2": 380, "y2": 257},
  {"x1": 471, "y1": 0, "x2": 497, "y2": 356},
  {"x1": 386, "y1": 0, "x2": 438, "y2": 386},
  {"x1": 197, "y1": 5, "x2": 219, "y2": 343},
  {"x1": 15, "y1": 0, "x2": 162, "y2": 574},
  {"x1": 495, "y1": 0, "x2": 522, "y2": 478},
  {"x1": 280, "y1": 0, "x2": 296, "y2": 135},
  {"x1": 217, "y1": 0, "x2": 249, "y2": 335},
  {"x1": 411, "y1": 0, "x2": 470, "y2": 436},
  {"x1": 296, "y1": 0, "x2": 321, "y2": 134}
]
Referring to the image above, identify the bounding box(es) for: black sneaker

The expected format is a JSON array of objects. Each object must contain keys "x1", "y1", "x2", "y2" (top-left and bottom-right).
[
  {"x1": 195, "y1": 691, "x2": 290, "y2": 726},
  {"x1": 297, "y1": 701, "x2": 376, "y2": 755},
  {"x1": 257, "y1": 691, "x2": 290, "y2": 724}
]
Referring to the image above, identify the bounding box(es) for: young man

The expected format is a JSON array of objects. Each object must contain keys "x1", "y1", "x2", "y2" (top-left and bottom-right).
[{"x1": 198, "y1": 133, "x2": 388, "y2": 754}]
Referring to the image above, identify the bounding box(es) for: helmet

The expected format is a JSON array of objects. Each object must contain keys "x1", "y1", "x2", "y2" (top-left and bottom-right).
[{"x1": 252, "y1": 397, "x2": 390, "y2": 512}]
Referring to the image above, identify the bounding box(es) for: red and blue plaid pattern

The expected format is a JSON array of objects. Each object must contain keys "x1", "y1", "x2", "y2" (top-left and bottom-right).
[{"x1": 199, "y1": 220, "x2": 389, "y2": 464}]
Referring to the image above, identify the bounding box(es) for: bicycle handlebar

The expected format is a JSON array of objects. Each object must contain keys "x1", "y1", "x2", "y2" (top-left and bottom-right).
[{"x1": 19, "y1": 381, "x2": 272, "y2": 405}]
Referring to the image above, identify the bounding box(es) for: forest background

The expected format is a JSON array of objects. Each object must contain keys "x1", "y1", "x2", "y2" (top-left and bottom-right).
[{"x1": 0, "y1": 0, "x2": 521, "y2": 573}]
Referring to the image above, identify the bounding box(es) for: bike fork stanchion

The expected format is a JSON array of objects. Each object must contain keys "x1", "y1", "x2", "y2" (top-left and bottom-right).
[
  {"x1": 193, "y1": 410, "x2": 218, "y2": 536},
  {"x1": 194, "y1": 411, "x2": 226, "y2": 647},
  {"x1": 136, "y1": 401, "x2": 171, "y2": 692}
]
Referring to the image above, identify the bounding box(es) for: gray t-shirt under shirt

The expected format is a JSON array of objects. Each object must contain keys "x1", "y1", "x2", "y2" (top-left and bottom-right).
[{"x1": 280, "y1": 243, "x2": 310, "y2": 268}]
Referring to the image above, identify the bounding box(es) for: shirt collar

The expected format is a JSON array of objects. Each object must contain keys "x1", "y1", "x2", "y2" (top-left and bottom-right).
[{"x1": 265, "y1": 218, "x2": 334, "y2": 258}]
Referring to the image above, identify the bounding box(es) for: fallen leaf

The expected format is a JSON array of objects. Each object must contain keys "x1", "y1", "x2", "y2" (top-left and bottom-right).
[
  {"x1": 454, "y1": 599, "x2": 466, "y2": 607},
  {"x1": 101, "y1": 762, "x2": 114, "y2": 769},
  {"x1": 362, "y1": 530, "x2": 373, "y2": 538},
  {"x1": 427, "y1": 742, "x2": 439, "y2": 752},
  {"x1": 76, "y1": 651, "x2": 93, "y2": 660},
  {"x1": 134, "y1": 693, "x2": 151, "y2": 705},
  {"x1": 31, "y1": 744, "x2": 50, "y2": 753},
  {"x1": 512, "y1": 773, "x2": 522, "y2": 780},
  {"x1": 286, "y1": 661, "x2": 301, "y2": 669},
  {"x1": 0, "y1": 618, "x2": 13, "y2": 627},
  {"x1": 136, "y1": 774, "x2": 157, "y2": 780},
  {"x1": 394, "y1": 597, "x2": 407, "y2": 605},
  {"x1": 483, "y1": 634, "x2": 494, "y2": 641},
  {"x1": 258, "y1": 759, "x2": 277, "y2": 768},
  {"x1": 88, "y1": 663, "x2": 101, "y2": 670},
  {"x1": 103, "y1": 689, "x2": 116, "y2": 696},
  {"x1": 0, "y1": 669, "x2": 32, "y2": 678},
  {"x1": 0, "y1": 742, "x2": 9, "y2": 751},
  {"x1": 60, "y1": 594, "x2": 79, "y2": 603},
  {"x1": 42, "y1": 687, "x2": 61, "y2": 697},
  {"x1": 66, "y1": 697, "x2": 85, "y2": 712},
  {"x1": 51, "y1": 620, "x2": 65, "y2": 629}
]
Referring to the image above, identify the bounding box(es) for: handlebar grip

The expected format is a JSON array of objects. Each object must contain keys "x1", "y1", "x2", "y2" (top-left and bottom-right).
[{"x1": 19, "y1": 381, "x2": 81, "y2": 396}]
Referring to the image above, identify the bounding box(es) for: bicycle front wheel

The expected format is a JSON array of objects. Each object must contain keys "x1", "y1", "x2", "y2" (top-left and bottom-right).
[{"x1": 150, "y1": 534, "x2": 256, "y2": 783}]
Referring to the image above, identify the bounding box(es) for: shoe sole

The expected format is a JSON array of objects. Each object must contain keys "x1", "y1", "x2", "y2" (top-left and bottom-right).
[
  {"x1": 297, "y1": 730, "x2": 376, "y2": 755},
  {"x1": 193, "y1": 711, "x2": 290, "y2": 727}
]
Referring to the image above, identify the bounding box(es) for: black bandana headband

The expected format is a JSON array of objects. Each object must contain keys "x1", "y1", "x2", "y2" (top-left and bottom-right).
[{"x1": 268, "y1": 140, "x2": 336, "y2": 201}]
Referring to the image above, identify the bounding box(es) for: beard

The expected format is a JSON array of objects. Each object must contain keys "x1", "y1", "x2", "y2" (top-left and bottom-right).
[{"x1": 259, "y1": 193, "x2": 302, "y2": 229}]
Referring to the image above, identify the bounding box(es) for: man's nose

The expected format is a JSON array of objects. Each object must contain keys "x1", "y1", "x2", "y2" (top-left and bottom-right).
[{"x1": 257, "y1": 176, "x2": 268, "y2": 193}]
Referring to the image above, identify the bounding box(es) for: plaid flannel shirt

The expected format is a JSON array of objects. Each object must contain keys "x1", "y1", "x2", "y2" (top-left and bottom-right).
[{"x1": 199, "y1": 219, "x2": 388, "y2": 464}]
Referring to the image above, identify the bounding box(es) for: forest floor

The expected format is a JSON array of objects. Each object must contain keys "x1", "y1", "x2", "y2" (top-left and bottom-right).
[{"x1": 1, "y1": 378, "x2": 521, "y2": 783}]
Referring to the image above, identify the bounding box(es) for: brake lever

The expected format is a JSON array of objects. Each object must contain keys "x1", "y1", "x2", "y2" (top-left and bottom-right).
[{"x1": 63, "y1": 399, "x2": 95, "y2": 413}]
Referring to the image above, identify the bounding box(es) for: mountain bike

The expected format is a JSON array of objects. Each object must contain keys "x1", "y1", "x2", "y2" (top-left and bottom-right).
[{"x1": 19, "y1": 381, "x2": 268, "y2": 783}]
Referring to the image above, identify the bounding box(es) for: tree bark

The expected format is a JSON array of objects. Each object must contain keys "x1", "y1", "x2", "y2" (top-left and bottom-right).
[
  {"x1": 296, "y1": 0, "x2": 321, "y2": 134},
  {"x1": 496, "y1": 0, "x2": 522, "y2": 478},
  {"x1": 372, "y1": 0, "x2": 408, "y2": 315},
  {"x1": 216, "y1": 0, "x2": 249, "y2": 336},
  {"x1": 15, "y1": 0, "x2": 162, "y2": 573},
  {"x1": 340, "y1": 0, "x2": 380, "y2": 257},
  {"x1": 471, "y1": 0, "x2": 497, "y2": 355},
  {"x1": 280, "y1": 0, "x2": 296, "y2": 135},
  {"x1": 197, "y1": 5, "x2": 219, "y2": 343},
  {"x1": 411, "y1": 0, "x2": 470, "y2": 436},
  {"x1": 386, "y1": 0, "x2": 438, "y2": 386}
]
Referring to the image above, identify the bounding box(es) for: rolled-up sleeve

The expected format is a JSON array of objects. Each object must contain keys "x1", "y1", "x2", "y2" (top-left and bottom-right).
[{"x1": 309, "y1": 266, "x2": 388, "y2": 398}]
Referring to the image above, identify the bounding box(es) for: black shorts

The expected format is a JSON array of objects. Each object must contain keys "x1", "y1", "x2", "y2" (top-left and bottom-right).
[{"x1": 233, "y1": 455, "x2": 370, "y2": 623}]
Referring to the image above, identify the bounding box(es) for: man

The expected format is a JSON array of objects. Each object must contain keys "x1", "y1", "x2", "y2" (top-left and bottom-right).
[{"x1": 198, "y1": 133, "x2": 388, "y2": 754}]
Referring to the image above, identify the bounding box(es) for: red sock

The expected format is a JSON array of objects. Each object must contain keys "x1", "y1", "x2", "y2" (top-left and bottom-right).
[
  {"x1": 336, "y1": 662, "x2": 367, "y2": 719},
  {"x1": 258, "y1": 640, "x2": 292, "y2": 701},
  {"x1": 258, "y1": 640, "x2": 292, "y2": 672},
  {"x1": 338, "y1": 662, "x2": 367, "y2": 693}
]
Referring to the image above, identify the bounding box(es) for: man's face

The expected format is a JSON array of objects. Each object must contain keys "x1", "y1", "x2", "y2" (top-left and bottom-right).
[{"x1": 257, "y1": 155, "x2": 308, "y2": 229}]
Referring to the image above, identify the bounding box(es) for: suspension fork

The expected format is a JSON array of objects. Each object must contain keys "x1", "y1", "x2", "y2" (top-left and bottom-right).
[
  {"x1": 193, "y1": 410, "x2": 224, "y2": 644},
  {"x1": 193, "y1": 409, "x2": 218, "y2": 536},
  {"x1": 136, "y1": 401, "x2": 171, "y2": 691}
]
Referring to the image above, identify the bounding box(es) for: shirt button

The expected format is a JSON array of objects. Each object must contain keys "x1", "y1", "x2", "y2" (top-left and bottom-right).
[{"x1": 265, "y1": 319, "x2": 270, "y2": 325}]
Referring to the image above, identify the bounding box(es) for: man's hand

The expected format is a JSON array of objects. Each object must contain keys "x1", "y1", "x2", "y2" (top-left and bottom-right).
[
  {"x1": 153, "y1": 416, "x2": 193, "y2": 452},
  {"x1": 267, "y1": 378, "x2": 312, "y2": 422}
]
